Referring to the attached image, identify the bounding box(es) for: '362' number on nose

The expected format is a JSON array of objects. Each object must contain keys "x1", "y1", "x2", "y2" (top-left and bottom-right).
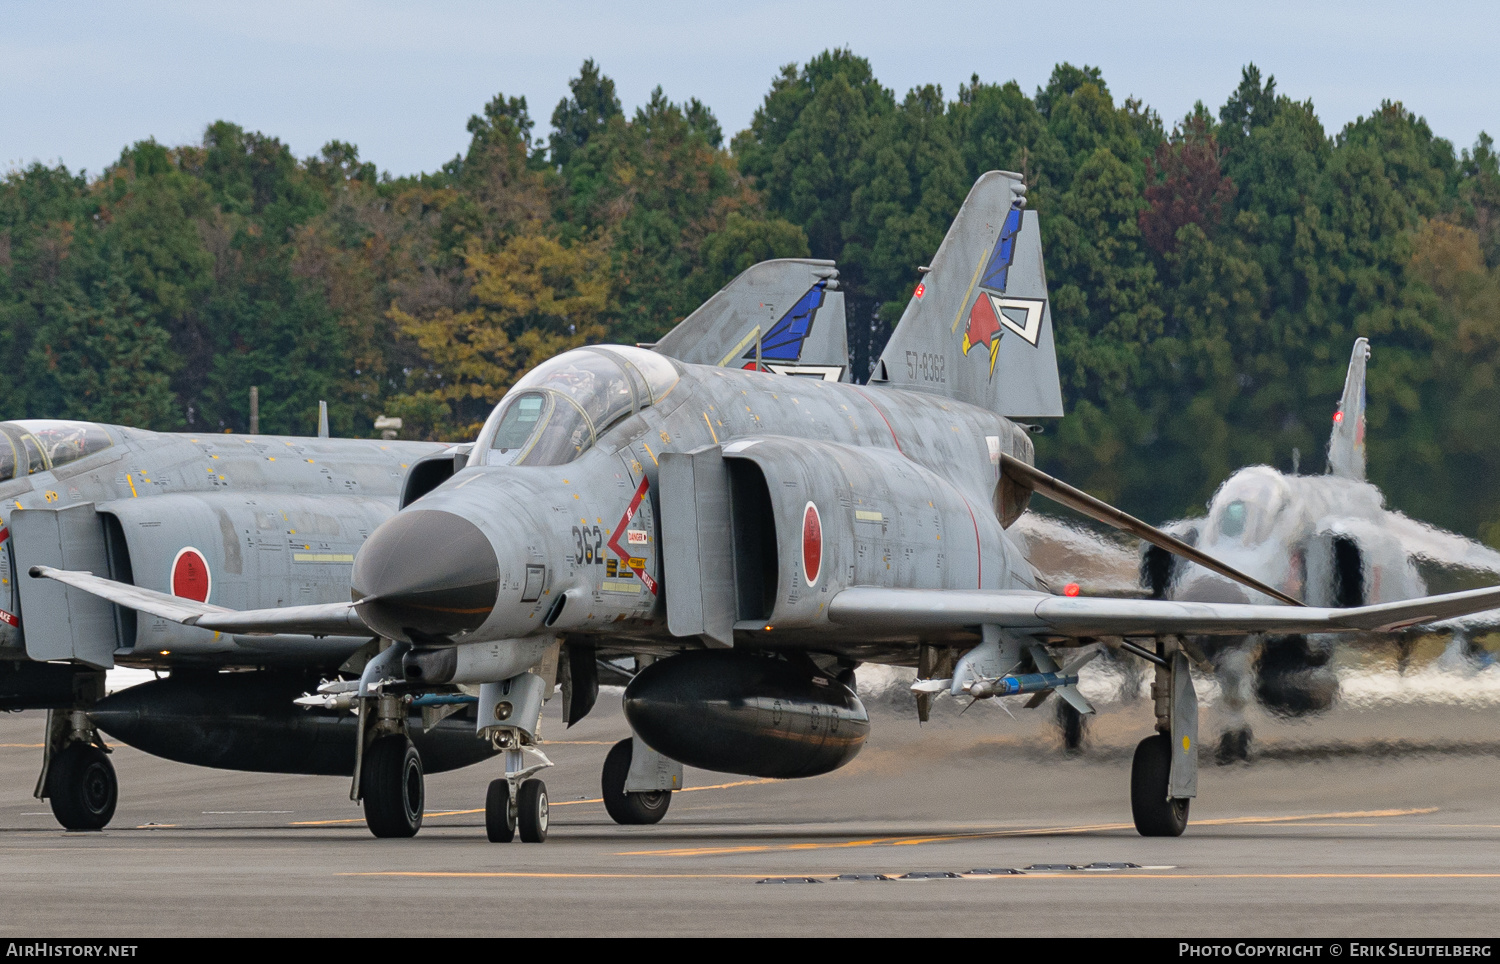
[{"x1": 572, "y1": 525, "x2": 604, "y2": 565}]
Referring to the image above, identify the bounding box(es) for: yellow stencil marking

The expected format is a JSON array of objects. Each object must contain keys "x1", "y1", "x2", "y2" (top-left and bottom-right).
[{"x1": 702, "y1": 412, "x2": 719, "y2": 444}]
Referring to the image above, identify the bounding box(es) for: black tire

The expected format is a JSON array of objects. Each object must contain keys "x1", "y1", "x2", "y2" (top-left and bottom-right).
[
  {"x1": 486, "y1": 779, "x2": 515, "y2": 843},
  {"x1": 601, "y1": 738, "x2": 672, "y2": 825},
  {"x1": 1131, "y1": 733, "x2": 1189, "y2": 837},
  {"x1": 1057, "y1": 700, "x2": 1087, "y2": 754},
  {"x1": 1216, "y1": 727, "x2": 1252, "y2": 765},
  {"x1": 48, "y1": 743, "x2": 117, "y2": 831},
  {"x1": 361, "y1": 736, "x2": 423, "y2": 839},
  {"x1": 518, "y1": 779, "x2": 549, "y2": 843}
]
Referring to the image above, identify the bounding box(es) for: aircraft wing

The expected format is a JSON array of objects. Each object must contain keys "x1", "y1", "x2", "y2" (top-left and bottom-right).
[
  {"x1": 1378, "y1": 511, "x2": 1500, "y2": 576},
  {"x1": 30, "y1": 566, "x2": 370, "y2": 638},
  {"x1": 827, "y1": 584, "x2": 1500, "y2": 638}
]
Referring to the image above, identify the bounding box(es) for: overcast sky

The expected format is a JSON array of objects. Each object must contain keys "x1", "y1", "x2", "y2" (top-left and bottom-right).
[{"x1": 3, "y1": 0, "x2": 1497, "y2": 178}]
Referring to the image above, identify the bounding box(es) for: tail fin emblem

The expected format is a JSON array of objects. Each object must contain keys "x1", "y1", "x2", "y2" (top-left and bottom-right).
[
  {"x1": 960, "y1": 204, "x2": 1044, "y2": 374},
  {"x1": 741, "y1": 281, "x2": 827, "y2": 371}
]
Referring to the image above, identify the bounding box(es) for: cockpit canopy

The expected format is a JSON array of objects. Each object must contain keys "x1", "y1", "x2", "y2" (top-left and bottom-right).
[
  {"x1": 471, "y1": 346, "x2": 680, "y2": 468},
  {"x1": 1206, "y1": 467, "x2": 1293, "y2": 547},
  {"x1": 0, "y1": 421, "x2": 114, "y2": 484}
]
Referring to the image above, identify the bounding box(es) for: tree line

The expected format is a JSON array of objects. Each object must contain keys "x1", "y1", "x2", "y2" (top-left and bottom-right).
[{"x1": 2, "y1": 52, "x2": 1498, "y2": 538}]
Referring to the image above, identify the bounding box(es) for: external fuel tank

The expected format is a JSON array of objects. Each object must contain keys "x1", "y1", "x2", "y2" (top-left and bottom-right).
[{"x1": 623, "y1": 651, "x2": 868, "y2": 779}]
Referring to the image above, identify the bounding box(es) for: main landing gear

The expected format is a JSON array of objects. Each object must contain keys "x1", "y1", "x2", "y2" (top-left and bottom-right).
[
  {"x1": 361, "y1": 735, "x2": 423, "y2": 838},
  {"x1": 601, "y1": 738, "x2": 673, "y2": 825},
  {"x1": 48, "y1": 741, "x2": 117, "y2": 831},
  {"x1": 37, "y1": 693, "x2": 116, "y2": 832},
  {"x1": 1056, "y1": 700, "x2": 1088, "y2": 754},
  {"x1": 1130, "y1": 643, "x2": 1198, "y2": 837},
  {"x1": 351, "y1": 642, "x2": 425, "y2": 839}
]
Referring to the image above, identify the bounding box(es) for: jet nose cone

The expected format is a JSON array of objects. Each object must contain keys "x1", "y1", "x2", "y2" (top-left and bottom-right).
[{"x1": 352, "y1": 509, "x2": 499, "y2": 640}]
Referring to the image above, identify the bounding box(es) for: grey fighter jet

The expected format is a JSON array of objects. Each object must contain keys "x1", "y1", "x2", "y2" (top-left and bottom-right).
[
  {"x1": 0, "y1": 420, "x2": 469, "y2": 830},
  {"x1": 40, "y1": 171, "x2": 1500, "y2": 843},
  {"x1": 1141, "y1": 338, "x2": 1500, "y2": 761},
  {"x1": 0, "y1": 256, "x2": 857, "y2": 834}
]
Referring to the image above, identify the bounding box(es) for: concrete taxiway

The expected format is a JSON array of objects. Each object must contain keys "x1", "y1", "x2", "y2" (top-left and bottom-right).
[{"x1": 3, "y1": 666, "x2": 1500, "y2": 937}]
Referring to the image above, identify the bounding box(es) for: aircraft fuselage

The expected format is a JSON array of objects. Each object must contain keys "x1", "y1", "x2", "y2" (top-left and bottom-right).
[{"x1": 354, "y1": 356, "x2": 1040, "y2": 661}]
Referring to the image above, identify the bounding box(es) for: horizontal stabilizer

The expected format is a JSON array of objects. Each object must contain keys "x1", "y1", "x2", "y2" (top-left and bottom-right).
[{"x1": 29, "y1": 566, "x2": 370, "y2": 638}]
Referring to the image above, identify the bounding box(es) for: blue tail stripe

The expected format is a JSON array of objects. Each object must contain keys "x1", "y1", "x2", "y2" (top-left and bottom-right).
[{"x1": 746, "y1": 281, "x2": 827, "y2": 362}]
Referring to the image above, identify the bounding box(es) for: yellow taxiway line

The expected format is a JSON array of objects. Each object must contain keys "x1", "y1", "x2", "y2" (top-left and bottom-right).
[
  {"x1": 288, "y1": 778, "x2": 776, "y2": 826},
  {"x1": 617, "y1": 808, "x2": 1440, "y2": 857}
]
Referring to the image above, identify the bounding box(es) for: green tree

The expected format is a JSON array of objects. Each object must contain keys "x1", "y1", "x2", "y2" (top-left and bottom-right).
[{"x1": 26, "y1": 276, "x2": 178, "y2": 427}]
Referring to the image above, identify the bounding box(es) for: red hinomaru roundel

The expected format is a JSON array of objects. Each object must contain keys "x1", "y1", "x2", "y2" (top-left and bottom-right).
[
  {"x1": 802, "y1": 502, "x2": 822, "y2": 587},
  {"x1": 171, "y1": 547, "x2": 211, "y2": 603}
]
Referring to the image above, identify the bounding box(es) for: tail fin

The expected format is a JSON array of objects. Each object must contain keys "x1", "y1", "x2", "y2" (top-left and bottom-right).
[
  {"x1": 872, "y1": 171, "x2": 1063, "y2": 418},
  {"x1": 1326, "y1": 338, "x2": 1369, "y2": 480},
  {"x1": 651, "y1": 259, "x2": 848, "y2": 381}
]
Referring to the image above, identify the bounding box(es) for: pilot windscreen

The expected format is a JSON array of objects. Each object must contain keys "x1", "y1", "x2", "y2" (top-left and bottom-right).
[
  {"x1": 8, "y1": 421, "x2": 112, "y2": 470},
  {"x1": 18, "y1": 434, "x2": 45, "y2": 474},
  {"x1": 492, "y1": 394, "x2": 546, "y2": 455},
  {"x1": 1220, "y1": 500, "x2": 1248, "y2": 538},
  {"x1": 0, "y1": 435, "x2": 16, "y2": 483}
]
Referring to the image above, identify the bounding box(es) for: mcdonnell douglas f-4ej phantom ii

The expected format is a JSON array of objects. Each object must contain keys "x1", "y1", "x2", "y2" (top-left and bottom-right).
[
  {"x1": 1142, "y1": 337, "x2": 1500, "y2": 761},
  {"x1": 0, "y1": 255, "x2": 856, "y2": 833},
  {"x1": 38, "y1": 171, "x2": 1500, "y2": 843},
  {"x1": 0, "y1": 418, "x2": 460, "y2": 830}
]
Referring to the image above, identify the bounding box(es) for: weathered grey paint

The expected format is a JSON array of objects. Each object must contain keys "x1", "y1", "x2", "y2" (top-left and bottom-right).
[
  {"x1": 1168, "y1": 651, "x2": 1199, "y2": 799},
  {"x1": 1326, "y1": 338, "x2": 1369, "y2": 481},
  {"x1": 659, "y1": 446, "x2": 735, "y2": 648},
  {"x1": 874, "y1": 173, "x2": 1064, "y2": 419},
  {"x1": 624, "y1": 736, "x2": 683, "y2": 792},
  {"x1": 11, "y1": 504, "x2": 114, "y2": 667},
  {"x1": 1, "y1": 424, "x2": 444, "y2": 670},
  {"x1": 652, "y1": 258, "x2": 848, "y2": 382}
]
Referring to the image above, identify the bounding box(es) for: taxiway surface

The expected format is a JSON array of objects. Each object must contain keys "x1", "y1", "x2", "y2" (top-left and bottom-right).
[{"x1": 3, "y1": 670, "x2": 1500, "y2": 937}]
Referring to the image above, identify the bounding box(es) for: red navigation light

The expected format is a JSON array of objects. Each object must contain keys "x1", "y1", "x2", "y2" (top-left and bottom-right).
[
  {"x1": 914, "y1": 282, "x2": 926, "y2": 299},
  {"x1": 1064, "y1": 583, "x2": 1081, "y2": 597},
  {"x1": 1333, "y1": 411, "x2": 1344, "y2": 423}
]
